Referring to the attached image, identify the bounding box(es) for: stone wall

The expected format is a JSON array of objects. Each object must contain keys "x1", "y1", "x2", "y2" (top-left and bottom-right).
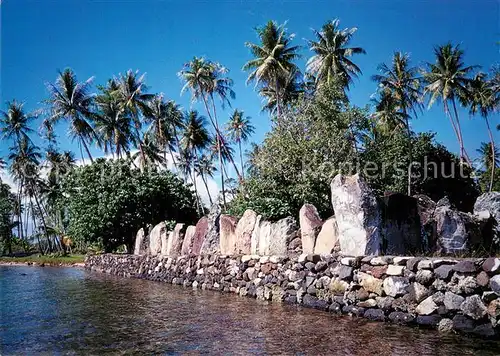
[{"x1": 86, "y1": 253, "x2": 500, "y2": 339}]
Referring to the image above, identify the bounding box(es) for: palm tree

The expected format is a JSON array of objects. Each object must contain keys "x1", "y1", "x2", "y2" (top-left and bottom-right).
[
  {"x1": 94, "y1": 79, "x2": 132, "y2": 158},
  {"x1": 115, "y1": 70, "x2": 154, "y2": 163},
  {"x1": 180, "y1": 110, "x2": 210, "y2": 215},
  {"x1": 0, "y1": 100, "x2": 36, "y2": 146},
  {"x1": 372, "y1": 52, "x2": 422, "y2": 195},
  {"x1": 132, "y1": 132, "x2": 166, "y2": 170},
  {"x1": 45, "y1": 68, "x2": 97, "y2": 163},
  {"x1": 423, "y1": 43, "x2": 478, "y2": 165},
  {"x1": 194, "y1": 153, "x2": 216, "y2": 205},
  {"x1": 371, "y1": 89, "x2": 410, "y2": 136},
  {"x1": 468, "y1": 73, "x2": 498, "y2": 191},
  {"x1": 259, "y1": 68, "x2": 303, "y2": 114},
  {"x1": 306, "y1": 19, "x2": 366, "y2": 90},
  {"x1": 477, "y1": 142, "x2": 500, "y2": 172},
  {"x1": 243, "y1": 20, "x2": 301, "y2": 119},
  {"x1": 245, "y1": 142, "x2": 261, "y2": 176},
  {"x1": 226, "y1": 109, "x2": 255, "y2": 178}
]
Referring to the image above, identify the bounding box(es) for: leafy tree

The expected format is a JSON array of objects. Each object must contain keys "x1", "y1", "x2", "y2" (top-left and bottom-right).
[
  {"x1": 61, "y1": 159, "x2": 198, "y2": 252},
  {"x1": 243, "y1": 20, "x2": 301, "y2": 118},
  {"x1": 372, "y1": 52, "x2": 422, "y2": 195},
  {"x1": 45, "y1": 68, "x2": 97, "y2": 162},
  {"x1": 306, "y1": 19, "x2": 365, "y2": 90},
  {"x1": 423, "y1": 43, "x2": 478, "y2": 165},
  {"x1": 194, "y1": 153, "x2": 216, "y2": 205},
  {"x1": 226, "y1": 109, "x2": 255, "y2": 178},
  {"x1": 476, "y1": 142, "x2": 500, "y2": 192},
  {"x1": 0, "y1": 179, "x2": 16, "y2": 255},
  {"x1": 259, "y1": 68, "x2": 304, "y2": 115},
  {"x1": 0, "y1": 100, "x2": 36, "y2": 146}
]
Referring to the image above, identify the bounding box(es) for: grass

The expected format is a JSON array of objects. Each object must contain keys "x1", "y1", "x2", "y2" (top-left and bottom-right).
[{"x1": 0, "y1": 254, "x2": 86, "y2": 266}]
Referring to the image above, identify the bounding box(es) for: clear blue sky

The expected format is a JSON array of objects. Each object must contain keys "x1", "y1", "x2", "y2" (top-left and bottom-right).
[{"x1": 1, "y1": 0, "x2": 499, "y2": 162}]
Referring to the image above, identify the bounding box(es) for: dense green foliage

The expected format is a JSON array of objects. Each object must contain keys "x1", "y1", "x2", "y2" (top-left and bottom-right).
[
  {"x1": 61, "y1": 159, "x2": 198, "y2": 252},
  {"x1": 0, "y1": 181, "x2": 16, "y2": 254}
]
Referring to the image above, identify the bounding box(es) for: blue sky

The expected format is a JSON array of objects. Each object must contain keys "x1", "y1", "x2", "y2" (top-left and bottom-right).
[{"x1": 1, "y1": 0, "x2": 499, "y2": 165}]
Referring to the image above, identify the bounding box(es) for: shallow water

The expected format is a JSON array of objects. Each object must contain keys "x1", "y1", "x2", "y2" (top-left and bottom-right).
[{"x1": 1, "y1": 266, "x2": 499, "y2": 355}]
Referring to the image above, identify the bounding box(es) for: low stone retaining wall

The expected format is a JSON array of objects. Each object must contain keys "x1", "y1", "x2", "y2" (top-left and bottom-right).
[{"x1": 85, "y1": 253, "x2": 500, "y2": 339}]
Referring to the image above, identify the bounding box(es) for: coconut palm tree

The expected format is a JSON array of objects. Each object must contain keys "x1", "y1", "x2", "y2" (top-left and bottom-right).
[
  {"x1": 422, "y1": 43, "x2": 478, "y2": 165},
  {"x1": 259, "y1": 68, "x2": 303, "y2": 114},
  {"x1": 194, "y1": 152, "x2": 216, "y2": 205},
  {"x1": 306, "y1": 19, "x2": 366, "y2": 90},
  {"x1": 180, "y1": 110, "x2": 210, "y2": 215},
  {"x1": 94, "y1": 80, "x2": 132, "y2": 158},
  {"x1": 132, "y1": 132, "x2": 166, "y2": 170},
  {"x1": 226, "y1": 109, "x2": 255, "y2": 178},
  {"x1": 477, "y1": 142, "x2": 500, "y2": 171},
  {"x1": 115, "y1": 70, "x2": 154, "y2": 163},
  {"x1": 243, "y1": 20, "x2": 301, "y2": 119},
  {"x1": 0, "y1": 100, "x2": 36, "y2": 147},
  {"x1": 45, "y1": 68, "x2": 97, "y2": 163},
  {"x1": 468, "y1": 73, "x2": 498, "y2": 191},
  {"x1": 245, "y1": 142, "x2": 261, "y2": 177},
  {"x1": 371, "y1": 89, "x2": 410, "y2": 136},
  {"x1": 372, "y1": 52, "x2": 422, "y2": 195}
]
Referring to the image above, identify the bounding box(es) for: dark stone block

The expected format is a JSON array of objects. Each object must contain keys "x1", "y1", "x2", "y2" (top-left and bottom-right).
[
  {"x1": 342, "y1": 305, "x2": 366, "y2": 317},
  {"x1": 452, "y1": 315, "x2": 476, "y2": 333},
  {"x1": 284, "y1": 296, "x2": 297, "y2": 304},
  {"x1": 364, "y1": 308, "x2": 385, "y2": 321},
  {"x1": 388, "y1": 312, "x2": 415, "y2": 325},
  {"x1": 407, "y1": 258, "x2": 423, "y2": 272},
  {"x1": 453, "y1": 260, "x2": 479, "y2": 273},
  {"x1": 416, "y1": 315, "x2": 442, "y2": 327},
  {"x1": 329, "y1": 302, "x2": 342, "y2": 314},
  {"x1": 302, "y1": 294, "x2": 329, "y2": 310},
  {"x1": 434, "y1": 265, "x2": 454, "y2": 280}
]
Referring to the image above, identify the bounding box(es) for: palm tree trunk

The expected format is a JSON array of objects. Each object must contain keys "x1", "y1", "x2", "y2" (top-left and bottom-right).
[
  {"x1": 189, "y1": 167, "x2": 203, "y2": 216},
  {"x1": 29, "y1": 198, "x2": 43, "y2": 254},
  {"x1": 275, "y1": 74, "x2": 281, "y2": 121},
  {"x1": 17, "y1": 178, "x2": 24, "y2": 240},
  {"x1": 404, "y1": 107, "x2": 412, "y2": 196},
  {"x1": 451, "y1": 97, "x2": 471, "y2": 166},
  {"x1": 443, "y1": 101, "x2": 462, "y2": 158},
  {"x1": 81, "y1": 138, "x2": 94, "y2": 164},
  {"x1": 34, "y1": 192, "x2": 51, "y2": 252},
  {"x1": 200, "y1": 171, "x2": 213, "y2": 205},
  {"x1": 484, "y1": 115, "x2": 496, "y2": 192},
  {"x1": 239, "y1": 140, "x2": 245, "y2": 180}
]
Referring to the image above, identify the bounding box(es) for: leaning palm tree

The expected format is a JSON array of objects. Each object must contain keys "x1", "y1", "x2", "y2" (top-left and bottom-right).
[
  {"x1": 372, "y1": 52, "x2": 422, "y2": 195},
  {"x1": 422, "y1": 43, "x2": 478, "y2": 165},
  {"x1": 0, "y1": 100, "x2": 36, "y2": 147},
  {"x1": 306, "y1": 19, "x2": 366, "y2": 90},
  {"x1": 94, "y1": 80, "x2": 132, "y2": 158},
  {"x1": 243, "y1": 20, "x2": 301, "y2": 119},
  {"x1": 45, "y1": 69, "x2": 97, "y2": 163},
  {"x1": 194, "y1": 152, "x2": 216, "y2": 205},
  {"x1": 180, "y1": 110, "x2": 210, "y2": 215},
  {"x1": 115, "y1": 70, "x2": 154, "y2": 163},
  {"x1": 468, "y1": 73, "x2": 498, "y2": 191},
  {"x1": 226, "y1": 109, "x2": 255, "y2": 178}
]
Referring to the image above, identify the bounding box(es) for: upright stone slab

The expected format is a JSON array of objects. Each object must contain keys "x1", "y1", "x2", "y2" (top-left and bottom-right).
[
  {"x1": 191, "y1": 217, "x2": 209, "y2": 255},
  {"x1": 250, "y1": 215, "x2": 262, "y2": 255},
  {"x1": 414, "y1": 194, "x2": 437, "y2": 251},
  {"x1": 331, "y1": 174, "x2": 381, "y2": 256},
  {"x1": 181, "y1": 225, "x2": 197, "y2": 255},
  {"x1": 299, "y1": 204, "x2": 323, "y2": 254},
  {"x1": 258, "y1": 220, "x2": 272, "y2": 255},
  {"x1": 434, "y1": 197, "x2": 473, "y2": 254},
  {"x1": 235, "y1": 209, "x2": 258, "y2": 255},
  {"x1": 149, "y1": 221, "x2": 167, "y2": 256},
  {"x1": 219, "y1": 215, "x2": 238, "y2": 255},
  {"x1": 380, "y1": 193, "x2": 422, "y2": 254},
  {"x1": 200, "y1": 203, "x2": 222, "y2": 255},
  {"x1": 133, "y1": 228, "x2": 145, "y2": 255},
  {"x1": 166, "y1": 223, "x2": 185, "y2": 256},
  {"x1": 161, "y1": 229, "x2": 170, "y2": 255},
  {"x1": 268, "y1": 217, "x2": 298, "y2": 255},
  {"x1": 314, "y1": 216, "x2": 339, "y2": 254},
  {"x1": 474, "y1": 192, "x2": 500, "y2": 242}
]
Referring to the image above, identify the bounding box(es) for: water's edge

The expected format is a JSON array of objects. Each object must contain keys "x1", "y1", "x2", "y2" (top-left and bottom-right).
[{"x1": 86, "y1": 253, "x2": 500, "y2": 339}]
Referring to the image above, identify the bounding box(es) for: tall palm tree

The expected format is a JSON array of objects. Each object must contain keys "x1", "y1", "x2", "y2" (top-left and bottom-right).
[
  {"x1": 468, "y1": 73, "x2": 498, "y2": 191},
  {"x1": 245, "y1": 142, "x2": 261, "y2": 177},
  {"x1": 132, "y1": 132, "x2": 166, "y2": 170},
  {"x1": 371, "y1": 89, "x2": 410, "y2": 136},
  {"x1": 372, "y1": 52, "x2": 422, "y2": 195},
  {"x1": 423, "y1": 43, "x2": 478, "y2": 165},
  {"x1": 45, "y1": 68, "x2": 97, "y2": 163},
  {"x1": 115, "y1": 70, "x2": 154, "y2": 163},
  {"x1": 194, "y1": 153, "x2": 216, "y2": 205},
  {"x1": 476, "y1": 142, "x2": 500, "y2": 172},
  {"x1": 0, "y1": 100, "x2": 36, "y2": 146},
  {"x1": 243, "y1": 20, "x2": 301, "y2": 119},
  {"x1": 226, "y1": 109, "x2": 255, "y2": 178},
  {"x1": 306, "y1": 19, "x2": 366, "y2": 90},
  {"x1": 259, "y1": 68, "x2": 303, "y2": 114},
  {"x1": 180, "y1": 110, "x2": 210, "y2": 215},
  {"x1": 94, "y1": 80, "x2": 132, "y2": 158}
]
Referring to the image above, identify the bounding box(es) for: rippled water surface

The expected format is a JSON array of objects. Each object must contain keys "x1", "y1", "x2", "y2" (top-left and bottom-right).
[{"x1": 1, "y1": 266, "x2": 499, "y2": 355}]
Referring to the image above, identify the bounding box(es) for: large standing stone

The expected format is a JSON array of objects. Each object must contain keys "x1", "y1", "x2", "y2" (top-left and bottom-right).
[
  {"x1": 166, "y1": 223, "x2": 185, "y2": 256},
  {"x1": 380, "y1": 193, "x2": 422, "y2": 254},
  {"x1": 219, "y1": 215, "x2": 238, "y2": 255},
  {"x1": 250, "y1": 215, "x2": 262, "y2": 255},
  {"x1": 414, "y1": 194, "x2": 437, "y2": 251},
  {"x1": 133, "y1": 228, "x2": 145, "y2": 255},
  {"x1": 161, "y1": 229, "x2": 170, "y2": 255},
  {"x1": 149, "y1": 222, "x2": 167, "y2": 256},
  {"x1": 314, "y1": 216, "x2": 339, "y2": 254},
  {"x1": 331, "y1": 174, "x2": 381, "y2": 256},
  {"x1": 191, "y1": 217, "x2": 209, "y2": 255},
  {"x1": 474, "y1": 192, "x2": 500, "y2": 242},
  {"x1": 258, "y1": 220, "x2": 272, "y2": 255},
  {"x1": 235, "y1": 209, "x2": 258, "y2": 255},
  {"x1": 200, "y1": 203, "x2": 222, "y2": 255},
  {"x1": 268, "y1": 217, "x2": 298, "y2": 255},
  {"x1": 181, "y1": 225, "x2": 196, "y2": 255},
  {"x1": 299, "y1": 204, "x2": 323, "y2": 254}
]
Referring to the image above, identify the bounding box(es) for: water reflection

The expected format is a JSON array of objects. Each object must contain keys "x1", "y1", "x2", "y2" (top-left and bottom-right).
[{"x1": 1, "y1": 266, "x2": 499, "y2": 355}]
